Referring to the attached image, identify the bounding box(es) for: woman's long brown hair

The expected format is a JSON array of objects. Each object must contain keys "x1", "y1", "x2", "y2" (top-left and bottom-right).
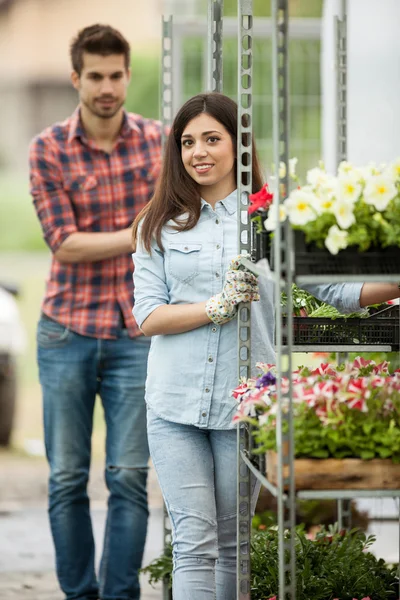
[{"x1": 132, "y1": 92, "x2": 264, "y2": 253}]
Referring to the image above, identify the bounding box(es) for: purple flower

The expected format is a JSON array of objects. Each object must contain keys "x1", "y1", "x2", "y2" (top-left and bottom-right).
[{"x1": 256, "y1": 372, "x2": 277, "y2": 388}]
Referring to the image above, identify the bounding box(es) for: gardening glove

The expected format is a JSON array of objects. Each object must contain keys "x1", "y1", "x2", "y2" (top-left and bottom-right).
[{"x1": 205, "y1": 255, "x2": 260, "y2": 325}]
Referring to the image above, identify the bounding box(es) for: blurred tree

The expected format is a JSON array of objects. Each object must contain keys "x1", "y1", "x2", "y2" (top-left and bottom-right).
[
  {"x1": 125, "y1": 53, "x2": 161, "y2": 119},
  {"x1": 204, "y1": 0, "x2": 323, "y2": 18}
]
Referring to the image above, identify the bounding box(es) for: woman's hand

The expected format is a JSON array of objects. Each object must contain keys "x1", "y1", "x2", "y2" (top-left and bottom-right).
[{"x1": 205, "y1": 256, "x2": 260, "y2": 325}]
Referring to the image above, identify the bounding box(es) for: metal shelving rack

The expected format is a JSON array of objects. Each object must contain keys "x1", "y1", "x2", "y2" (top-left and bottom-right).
[{"x1": 240, "y1": 1, "x2": 400, "y2": 599}]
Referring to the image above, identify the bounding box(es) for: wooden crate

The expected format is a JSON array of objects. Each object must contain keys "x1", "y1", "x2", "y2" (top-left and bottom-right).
[{"x1": 266, "y1": 451, "x2": 400, "y2": 490}]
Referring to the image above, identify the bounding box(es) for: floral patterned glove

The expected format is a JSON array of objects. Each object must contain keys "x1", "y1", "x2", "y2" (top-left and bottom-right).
[{"x1": 205, "y1": 256, "x2": 260, "y2": 325}]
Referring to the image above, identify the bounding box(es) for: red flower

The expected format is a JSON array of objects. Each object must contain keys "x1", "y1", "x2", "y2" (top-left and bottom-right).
[{"x1": 248, "y1": 183, "x2": 274, "y2": 214}]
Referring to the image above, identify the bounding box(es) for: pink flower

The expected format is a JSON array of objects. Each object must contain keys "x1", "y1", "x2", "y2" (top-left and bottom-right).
[
  {"x1": 310, "y1": 363, "x2": 336, "y2": 377},
  {"x1": 248, "y1": 183, "x2": 274, "y2": 214},
  {"x1": 231, "y1": 383, "x2": 250, "y2": 400},
  {"x1": 353, "y1": 356, "x2": 373, "y2": 370}
]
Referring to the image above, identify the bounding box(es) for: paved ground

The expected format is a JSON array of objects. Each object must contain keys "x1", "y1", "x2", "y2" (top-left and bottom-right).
[{"x1": 0, "y1": 454, "x2": 165, "y2": 600}]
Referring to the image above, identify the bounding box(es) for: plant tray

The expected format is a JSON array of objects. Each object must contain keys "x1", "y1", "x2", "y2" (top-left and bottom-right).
[
  {"x1": 286, "y1": 305, "x2": 399, "y2": 348},
  {"x1": 294, "y1": 231, "x2": 400, "y2": 277},
  {"x1": 254, "y1": 229, "x2": 400, "y2": 277},
  {"x1": 266, "y1": 451, "x2": 400, "y2": 490}
]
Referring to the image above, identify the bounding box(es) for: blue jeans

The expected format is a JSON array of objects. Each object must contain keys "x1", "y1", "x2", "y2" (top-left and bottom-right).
[
  {"x1": 147, "y1": 408, "x2": 248, "y2": 600},
  {"x1": 37, "y1": 314, "x2": 151, "y2": 600}
]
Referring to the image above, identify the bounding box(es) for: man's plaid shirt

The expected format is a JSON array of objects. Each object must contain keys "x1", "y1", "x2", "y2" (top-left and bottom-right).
[{"x1": 29, "y1": 109, "x2": 163, "y2": 339}]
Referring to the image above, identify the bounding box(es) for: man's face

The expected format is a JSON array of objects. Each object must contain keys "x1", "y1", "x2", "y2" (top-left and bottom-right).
[{"x1": 71, "y1": 53, "x2": 130, "y2": 119}]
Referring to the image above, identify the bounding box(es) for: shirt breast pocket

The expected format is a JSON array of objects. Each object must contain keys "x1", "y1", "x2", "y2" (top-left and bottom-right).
[
  {"x1": 63, "y1": 175, "x2": 98, "y2": 207},
  {"x1": 168, "y1": 242, "x2": 202, "y2": 284}
]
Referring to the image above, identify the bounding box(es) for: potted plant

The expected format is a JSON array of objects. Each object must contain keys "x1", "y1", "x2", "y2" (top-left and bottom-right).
[
  {"x1": 249, "y1": 159, "x2": 400, "y2": 276},
  {"x1": 142, "y1": 526, "x2": 399, "y2": 600},
  {"x1": 251, "y1": 525, "x2": 398, "y2": 600},
  {"x1": 233, "y1": 357, "x2": 400, "y2": 489}
]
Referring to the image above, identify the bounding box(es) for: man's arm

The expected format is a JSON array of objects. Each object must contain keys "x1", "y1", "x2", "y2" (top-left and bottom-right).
[
  {"x1": 29, "y1": 136, "x2": 134, "y2": 263},
  {"x1": 359, "y1": 282, "x2": 400, "y2": 307},
  {"x1": 54, "y1": 229, "x2": 133, "y2": 263}
]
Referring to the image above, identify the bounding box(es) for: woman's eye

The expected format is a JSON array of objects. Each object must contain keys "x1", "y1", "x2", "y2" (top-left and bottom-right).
[
  {"x1": 207, "y1": 137, "x2": 220, "y2": 143},
  {"x1": 182, "y1": 140, "x2": 193, "y2": 147}
]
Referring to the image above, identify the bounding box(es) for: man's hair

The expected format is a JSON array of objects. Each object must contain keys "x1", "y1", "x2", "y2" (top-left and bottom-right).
[{"x1": 70, "y1": 24, "x2": 131, "y2": 75}]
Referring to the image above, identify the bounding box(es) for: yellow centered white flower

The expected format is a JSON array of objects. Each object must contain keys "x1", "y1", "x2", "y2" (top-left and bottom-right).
[
  {"x1": 284, "y1": 189, "x2": 317, "y2": 226},
  {"x1": 333, "y1": 198, "x2": 356, "y2": 229},
  {"x1": 337, "y1": 160, "x2": 363, "y2": 181},
  {"x1": 264, "y1": 204, "x2": 287, "y2": 231},
  {"x1": 325, "y1": 225, "x2": 348, "y2": 255},
  {"x1": 359, "y1": 162, "x2": 385, "y2": 180},
  {"x1": 337, "y1": 175, "x2": 362, "y2": 204},
  {"x1": 363, "y1": 174, "x2": 397, "y2": 211},
  {"x1": 388, "y1": 157, "x2": 400, "y2": 182}
]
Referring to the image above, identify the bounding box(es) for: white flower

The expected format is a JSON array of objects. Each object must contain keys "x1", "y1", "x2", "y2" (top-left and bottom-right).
[
  {"x1": 264, "y1": 204, "x2": 287, "y2": 231},
  {"x1": 332, "y1": 198, "x2": 356, "y2": 229},
  {"x1": 359, "y1": 162, "x2": 385, "y2": 180},
  {"x1": 337, "y1": 161, "x2": 363, "y2": 181},
  {"x1": 313, "y1": 176, "x2": 338, "y2": 214},
  {"x1": 325, "y1": 225, "x2": 348, "y2": 255},
  {"x1": 279, "y1": 161, "x2": 286, "y2": 179},
  {"x1": 387, "y1": 157, "x2": 400, "y2": 182},
  {"x1": 306, "y1": 167, "x2": 329, "y2": 188},
  {"x1": 363, "y1": 174, "x2": 398, "y2": 211},
  {"x1": 289, "y1": 157, "x2": 298, "y2": 178},
  {"x1": 337, "y1": 174, "x2": 362, "y2": 204},
  {"x1": 284, "y1": 188, "x2": 318, "y2": 226}
]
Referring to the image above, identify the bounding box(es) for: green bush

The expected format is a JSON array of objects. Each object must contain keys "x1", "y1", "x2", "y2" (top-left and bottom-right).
[{"x1": 142, "y1": 526, "x2": 399, "y2": 600}]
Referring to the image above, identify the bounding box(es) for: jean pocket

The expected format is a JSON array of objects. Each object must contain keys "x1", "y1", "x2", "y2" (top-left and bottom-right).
[
  {"x1": 168, "y1": 242, "x2": 202, "y2": 284},
  {"x1": 37, "y1": 315, "x2": 70, "y2": 348}
]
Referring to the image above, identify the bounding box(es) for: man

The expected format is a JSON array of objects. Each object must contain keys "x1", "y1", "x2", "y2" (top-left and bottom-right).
[{"x1": 29, "y1": 24, "x2": 163, "y2": 600}]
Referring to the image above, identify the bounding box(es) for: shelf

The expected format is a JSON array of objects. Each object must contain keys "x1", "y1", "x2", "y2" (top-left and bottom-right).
[
  {"x1": 296, "y1": 274, "x2": 400, "y2": 284},
  {"x1": 241, "y1": 451, "x2": 400, "y2": 501},
  {"x1": 286, "y1": 345, "x2": 393, "y2": 352}
]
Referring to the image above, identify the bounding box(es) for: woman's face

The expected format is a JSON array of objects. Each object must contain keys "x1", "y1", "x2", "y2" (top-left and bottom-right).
[{"x1": 180, "y1": 113, "x2": 236, "y2": 201}]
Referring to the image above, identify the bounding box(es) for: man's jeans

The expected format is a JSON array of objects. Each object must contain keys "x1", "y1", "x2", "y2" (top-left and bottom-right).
[
  {"x1": 37, "y1": 314, "x2": 150, "y2": 600},
  {"x1": 147, "y1": 407, "x2": 240, "y2": 600}
]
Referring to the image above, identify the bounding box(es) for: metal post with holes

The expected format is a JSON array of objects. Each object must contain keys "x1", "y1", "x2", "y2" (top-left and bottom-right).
[
  {"x1": 335, "y1": 0, "x2": 347, "y2": 166},
  {"x1": 335, "y1": 1, "x2": 352, "y2": 531},
  {"x1": 161, "y1": 15, "x2": 174, "y2": 143},
  {"x1": 272, "y1": 0, "x2": 296, "y2": 598},
  {"x1": 207, "y1": 0, "x2": 224, "y2": 92},
  {"x1": 236, "y1": 0, "x2": 253, "y2": 598},
  {"x1": 161, "y1": 16, "x2": 174, "y2": 600}
]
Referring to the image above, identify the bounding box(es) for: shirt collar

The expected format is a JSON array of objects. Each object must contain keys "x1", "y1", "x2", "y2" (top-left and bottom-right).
[
  {"x1": 67, "y1": 108, "x2": 140, "y2": 144},
  {"x1": 200, "y1": 189, "x2": 238, "y2": 215}
]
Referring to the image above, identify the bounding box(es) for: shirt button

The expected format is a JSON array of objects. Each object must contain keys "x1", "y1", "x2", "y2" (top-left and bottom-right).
[
  {"x1": 202, "y1": 412, "x2": 207, "y2": 417},
  {"x1": 208, "y1": 356, "x2": 213, "y2": 363},
  {"x1": 205, "y1": 387, "x2": 210, "y2": 393},
  {"x1": 215, "y1": 219, "x2": 220, "y2": 225},
  {"x1": 211, "y1": 327, "x2": 217, "y2": 332},
  {"x1": 215, "y1": 272, "x2": 220, "y2": 278},
  {"x1": 184, "y1": 246, "x2": 189, "y2": 250},
  {"x1": 216, "y1": 244, "x2": 221, "y2": 249}
]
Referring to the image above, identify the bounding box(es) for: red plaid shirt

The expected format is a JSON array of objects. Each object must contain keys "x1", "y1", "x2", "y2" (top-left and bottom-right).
[{"x1": 29, "y1": 108, "x2": 163, "y2": 339}]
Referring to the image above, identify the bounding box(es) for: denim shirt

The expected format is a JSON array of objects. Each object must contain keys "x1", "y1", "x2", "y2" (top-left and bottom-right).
[{"x1": 132, "y1": 190, "x2": 363, "y2": 429}]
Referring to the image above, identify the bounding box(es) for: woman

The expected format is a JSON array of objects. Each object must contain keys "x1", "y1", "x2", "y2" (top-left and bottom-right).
[{"x1": 132, "y1": 92, "x2": 400, "y2": 600}]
